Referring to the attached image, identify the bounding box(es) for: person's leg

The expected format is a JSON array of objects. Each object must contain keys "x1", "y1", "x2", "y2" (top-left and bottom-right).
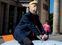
[
  {"x1": 13, "y1": 32, "x2": 25, "y2": 45},
  {"x1": 14, "y1": 34, "x2": 34, "y2": 45},
  {"x1": 23, "y1": 37, "x2": 34, "y2": 45},
  {"x1": 14, "y1": 34, "x2": 24, "y2": 45}
]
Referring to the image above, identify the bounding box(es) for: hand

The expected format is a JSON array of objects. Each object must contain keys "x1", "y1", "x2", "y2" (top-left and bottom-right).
[{"x1": 42, "y1": 34, "x2": 49, "y2": 41}]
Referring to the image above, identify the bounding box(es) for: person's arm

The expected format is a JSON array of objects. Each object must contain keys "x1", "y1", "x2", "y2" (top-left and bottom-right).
[
  {"x1": 35, "y1": 15, "x2": 46, "y2": 35},
  {"x1": 35, "y1": 16, "x2": 49, "y2": 40}
]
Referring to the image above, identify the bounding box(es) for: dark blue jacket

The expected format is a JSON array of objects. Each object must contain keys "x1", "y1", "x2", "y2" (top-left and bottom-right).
[{"x1": 14, "y1": 12, "x2": 45, "y2": 41}]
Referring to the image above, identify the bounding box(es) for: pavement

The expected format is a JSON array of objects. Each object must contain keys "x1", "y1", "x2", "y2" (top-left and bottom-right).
[
  {"x1": 49, "y1": 34, "x2": 62, "y2": 41},
  {"x1": 0, "y1": 34, "x2": 62, "y2": 44},
  {"x1": 0, "y1": 37, "x2": 4, "y2": 44}
]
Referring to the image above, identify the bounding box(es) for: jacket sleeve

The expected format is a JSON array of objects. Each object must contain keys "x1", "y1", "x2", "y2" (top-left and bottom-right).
[{"x1": 35, "y1": 15, "x2": 46, "y2": 35}]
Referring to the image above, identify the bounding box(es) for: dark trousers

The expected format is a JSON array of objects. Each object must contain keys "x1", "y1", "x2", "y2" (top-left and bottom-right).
[
  {"x1": 14, "y1": 32, "x2": 34, "y2": 45},
  {"x1": 13, "y1": 30, "x2": 40, "y2": 45},
  {"x1": 18, "y1": 37, "x2": 34, "y2": 45}
]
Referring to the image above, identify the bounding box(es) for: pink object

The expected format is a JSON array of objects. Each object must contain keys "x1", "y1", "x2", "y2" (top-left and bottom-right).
[{"x1": 43, "y1": 23, "x2": 51, "y2": 32}]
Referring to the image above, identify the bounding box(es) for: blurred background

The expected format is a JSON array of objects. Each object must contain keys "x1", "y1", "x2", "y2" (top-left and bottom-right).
[{"x1": 0, "y1": 0, "x2": 62, "y2": 44}]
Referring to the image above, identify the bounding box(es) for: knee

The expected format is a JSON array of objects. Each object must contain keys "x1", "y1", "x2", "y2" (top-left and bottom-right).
[{"x1": 23, "y1": 38, "x2": 34, "y2": 45}]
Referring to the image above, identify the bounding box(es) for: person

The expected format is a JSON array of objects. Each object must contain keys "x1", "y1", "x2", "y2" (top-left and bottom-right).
[
  {"x1": 14, "y1": 1, "x2": 48, "y2": 45},
  {"x1": 43, "y1": 20, "x2": 51, "y2": 35}
]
